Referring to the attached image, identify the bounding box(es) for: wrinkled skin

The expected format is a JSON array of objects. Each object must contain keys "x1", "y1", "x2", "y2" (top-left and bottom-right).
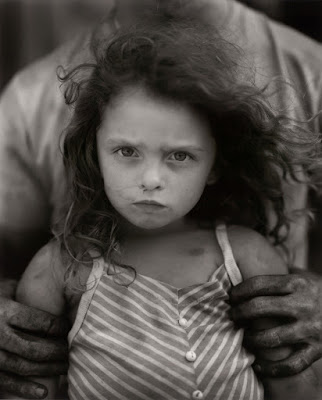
[
  {"x1": 0, "y1": 280, "x2": 69, "y2": 399},
  {"x1": 230, "y1": 269, "x2": 322, "y2": 377}
]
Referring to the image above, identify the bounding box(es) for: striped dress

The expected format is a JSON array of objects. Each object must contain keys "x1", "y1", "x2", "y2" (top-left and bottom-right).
[{"x1": 68, "y1": 224, "x2": 264, "y2": 400}]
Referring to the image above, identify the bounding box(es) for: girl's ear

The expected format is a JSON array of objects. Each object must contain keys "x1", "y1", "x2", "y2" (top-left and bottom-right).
[{"x1": 206, "y1": 169, "x2": 217, "y2": 186}]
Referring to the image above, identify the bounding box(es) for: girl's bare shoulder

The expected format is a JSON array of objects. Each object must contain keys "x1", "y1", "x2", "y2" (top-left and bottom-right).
[
  {"x1": 17, "y1": 240, "x2": 94, "y2": 318},
  {"x1": 16, "y1": 240, "x2": 68, "y2": 316},
  {"x1": 226, "y1": 225, "x2": 288, "y2": 280}
]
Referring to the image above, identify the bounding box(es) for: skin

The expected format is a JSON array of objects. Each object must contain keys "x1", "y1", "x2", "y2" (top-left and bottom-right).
[
  {"x1": 230, "y1": 271, "x2": 322, "y2": 378},
  {"x1": 1, "y1": 0, "x2": 322, "y2": 397},
  {"x1": 7, "y1": 86, "x2": 321, "y2": 399},
  {"x1": 0, "y1": 281, "x2": 69, "y2": 399},
  {"x1": 96, "y1": 86, "x2": 216, "y2": 234},
  {"x1": 113, "y1": 0, "x2": 322, "y2": 379}
]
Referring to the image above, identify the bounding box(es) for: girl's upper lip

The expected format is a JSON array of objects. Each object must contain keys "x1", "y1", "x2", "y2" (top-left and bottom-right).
[{"x1": 134, "y1": 200, "x2": 165, "y2": 206}]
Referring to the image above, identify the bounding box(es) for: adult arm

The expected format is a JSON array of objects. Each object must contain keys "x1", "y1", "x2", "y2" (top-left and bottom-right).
[
  {"x1": 0, "y1": 76, "x2": 54, "y2": 279},
  {"x1": 0, "y1": 72, "x2": 70, "y2": 398},
  {"x1": 229, "y1": 226, "x2": 321, "y2": 399}
]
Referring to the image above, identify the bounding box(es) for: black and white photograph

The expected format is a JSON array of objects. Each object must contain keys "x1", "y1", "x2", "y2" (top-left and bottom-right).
[{"x1": 1, "y1": 1, "x2": 322, "y2": 399}]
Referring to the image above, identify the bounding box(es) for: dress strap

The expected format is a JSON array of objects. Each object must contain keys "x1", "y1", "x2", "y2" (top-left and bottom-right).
[
  {"x1": 215, "y1": 223, "x2": 243, "y2": 286},
  {"x1": 68, "y1": 258, "x2": 105, "y2": 346}
]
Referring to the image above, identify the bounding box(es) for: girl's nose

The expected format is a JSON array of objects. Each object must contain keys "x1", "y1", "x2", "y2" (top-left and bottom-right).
[{"x1": 140, "y1": 165, "x2": 164, "y2": 191}]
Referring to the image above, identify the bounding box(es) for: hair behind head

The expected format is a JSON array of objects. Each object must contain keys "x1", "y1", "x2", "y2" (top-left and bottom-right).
[{"x1": 55, "y1": 3, "x2": 322, "y2": 281}]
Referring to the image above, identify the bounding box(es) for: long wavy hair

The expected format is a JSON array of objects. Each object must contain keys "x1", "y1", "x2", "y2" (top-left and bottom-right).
[{"x1": 55, "y1": 4, "x2": 321, "y2": 279}]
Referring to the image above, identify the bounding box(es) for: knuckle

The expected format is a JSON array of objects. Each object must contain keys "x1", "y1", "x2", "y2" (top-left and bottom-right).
[
  {"x1": 251, "y1": 298, "x2": 266, "y2": 315},
  {"x1": 290, "y1": 360, "x2": 304, "y2": 374},
  {"x1": 310, "y1": 320, "x2": 322, "y2": 339},
  {"x1": 0, "y1": 325, "x2": 13, "y2": 348},
  {"x1": 0, "y1": 350, "x2": 9, "y2": 368},
  {"x1": 284, "y1": 358, "x2": 306, "y2": 375},
  {"x1": 254, "y1": 331, "x2": 274, "y2": 348},
  {"x1": 289, "y1": 275, "x2": 307, "y2": 291},
  {"x1": 297, "y1": 356, "x2": 310, "y2": 371},
  {"x1": 267, "y1": 329, "x2": 282, "y2": 347},
  {"x1": 295, "y1": 299, "x2": 310, "y2": 317},
  {"x1": 244, "y1": 277, "x2": 261, "y2": 295},
  {"x1": 316, "y1": 344, "x2": 322, "y2": 359},
  {"x1": 15, "y1": 360, "x2": 27, "y2": 375},
  {"x1": 250, "y1": 276, "x2": 266, "y2": 292},
  {"x1": 284, "y1": 275, "x2": 295, "y2": 293},
  {"x1": 287, "y1": 296, "x2": 308, "y2": 319},
  {"x1": 288, "y1": 324, "x2": 300, "y2": 341}
]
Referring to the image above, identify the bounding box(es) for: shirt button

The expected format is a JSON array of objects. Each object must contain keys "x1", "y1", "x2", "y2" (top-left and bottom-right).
[
  {"x1": 179, "y1": 318, "x2": 188, "y2": 327},
  {"x1": 185, "y1": 350, "x2": 196, "y2": 362},
  {"x1": 192, "y1": 390, "x2": 204, "y2": 399}
]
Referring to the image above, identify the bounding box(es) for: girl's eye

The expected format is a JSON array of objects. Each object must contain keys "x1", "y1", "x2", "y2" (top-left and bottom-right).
[
  {"x1": 117, "y1": 147, "x2": 137, "y2": 157},
  {"x1": 170, "y1": 152, "x2": 191, "y2": 162}
]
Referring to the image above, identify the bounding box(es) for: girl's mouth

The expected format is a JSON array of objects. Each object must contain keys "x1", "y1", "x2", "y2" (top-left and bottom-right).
[{"x1": 133, "y1": 200, "x2": 166, "y2": 212}]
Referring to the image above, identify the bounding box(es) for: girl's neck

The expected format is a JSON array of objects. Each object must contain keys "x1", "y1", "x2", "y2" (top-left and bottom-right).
[{"x1": 119, "y1": 217, "x2": 199, "y2": 242}]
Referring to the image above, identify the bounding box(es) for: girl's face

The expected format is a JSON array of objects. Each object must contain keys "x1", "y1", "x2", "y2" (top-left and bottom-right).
[{"x1": 96, "y1": 87, "x2": 216, "y2": 232}]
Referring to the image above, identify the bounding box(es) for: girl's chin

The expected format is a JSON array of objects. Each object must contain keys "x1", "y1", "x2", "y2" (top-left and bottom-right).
[
  {"x1": 121, "y1": 216, "x2": 176, "y2": 232},
  {"x1": 130, "y1": 220, "x2": 170, "y2": 231},
  {"x1": 123, "y1": 216, "x2": 191, "y2": 235}
]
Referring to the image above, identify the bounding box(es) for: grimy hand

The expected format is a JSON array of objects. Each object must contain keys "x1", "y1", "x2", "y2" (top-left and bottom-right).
[
  {"x1": 230, "y1": 271, "x2": 322, "y2": 378},
  {"x1": 0, "y1": 280, "x2": 69, "y2": 399}
]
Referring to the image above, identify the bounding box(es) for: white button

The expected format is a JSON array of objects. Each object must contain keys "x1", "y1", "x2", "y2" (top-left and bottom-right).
[
  {"x1": 192, "y1": 390, "x2": 204, "y2": 399},
  {"x1": 179, "y1": 318, "x2": 188, "y2": 327},
  {"x1": 185, "y1": 350, "x2": 196, "y2": 362}
]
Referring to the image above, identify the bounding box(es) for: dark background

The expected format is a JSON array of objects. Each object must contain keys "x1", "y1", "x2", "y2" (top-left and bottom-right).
[{"x1": 0, "y1": 0, "x2": 322, "y2": 91}]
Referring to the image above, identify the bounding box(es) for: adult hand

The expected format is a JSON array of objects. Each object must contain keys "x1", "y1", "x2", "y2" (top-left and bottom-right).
[
  {"x1": 0, "y1": 280, "x2": 69, "y2": 399},
  {"x1": 230, "y1": 270, "x2": 322, "y2": 377}
]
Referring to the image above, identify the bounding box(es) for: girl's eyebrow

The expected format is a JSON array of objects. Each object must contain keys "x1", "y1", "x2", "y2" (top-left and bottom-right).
[
  {"x1": 105, "y1": 138, "x2": 142, "y2": 146},
  {"x1": 105, "y1": 138, "x2": 205, "y2": 152}
]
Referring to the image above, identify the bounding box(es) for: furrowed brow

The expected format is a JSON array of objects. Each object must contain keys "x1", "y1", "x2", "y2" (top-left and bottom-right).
[{"x1": 105, "y1": 138, "x2": 144, "y2": 147}]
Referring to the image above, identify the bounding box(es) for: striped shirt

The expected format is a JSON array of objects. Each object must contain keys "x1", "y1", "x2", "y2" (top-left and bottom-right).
[{"x1": 68, "y1": 224, "x2": 263, "y2": 399}]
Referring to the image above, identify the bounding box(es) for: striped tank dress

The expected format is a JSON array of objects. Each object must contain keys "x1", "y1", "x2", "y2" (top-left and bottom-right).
[{"x1": 68, "y1": 224, "x2": 264, "y2": 399}]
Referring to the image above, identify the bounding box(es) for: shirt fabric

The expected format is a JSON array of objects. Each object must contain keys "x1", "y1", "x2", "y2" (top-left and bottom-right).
[
  {"x1": 67, "y1": 223, "x2": 263, "y2": 400},
  {"x1": 1, "y1": 0, "x2": 322, "y2": 273}
]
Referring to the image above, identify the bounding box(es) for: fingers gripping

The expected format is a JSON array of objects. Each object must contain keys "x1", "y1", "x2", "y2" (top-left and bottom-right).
[
  {"x1": 231, "y1": 295, "x2": 299, "y2": 323},
  {"x1": 0, "y1": 321, "x2": 68, "y2": 362},
  {"x1": 230, "y1": 275, "x2": 293, "y2": 304},
  {"x1": 244, "y1": 323, "x2": 307, "y2": 349},
  {"x1": 0, "y1": 371, "x2": 47, "y2": 399},
  {"x1": 0, "y1": 349, "x2": 68, "y2": 376},
  {"x1": 7, "y1": 301, "x2": 69, "y2": 336},
  {"x1": 255, "y1": 345, "x2": 322, "y2": 378}
]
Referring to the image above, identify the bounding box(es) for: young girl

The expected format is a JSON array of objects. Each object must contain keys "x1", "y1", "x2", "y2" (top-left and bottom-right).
[{"x1": 14, "y1": 5, "x2": 321, "y2": 400}]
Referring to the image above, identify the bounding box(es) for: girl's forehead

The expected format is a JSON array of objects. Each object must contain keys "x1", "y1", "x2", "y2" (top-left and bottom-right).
[{"x1": 100, "y1": 87, "x2": 214, "y2": 147}]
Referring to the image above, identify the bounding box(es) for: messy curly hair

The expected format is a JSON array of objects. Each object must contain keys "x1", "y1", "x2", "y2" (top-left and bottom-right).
[{"x1": 55, "y1": 4, "x2": 321, "y2": 272}]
